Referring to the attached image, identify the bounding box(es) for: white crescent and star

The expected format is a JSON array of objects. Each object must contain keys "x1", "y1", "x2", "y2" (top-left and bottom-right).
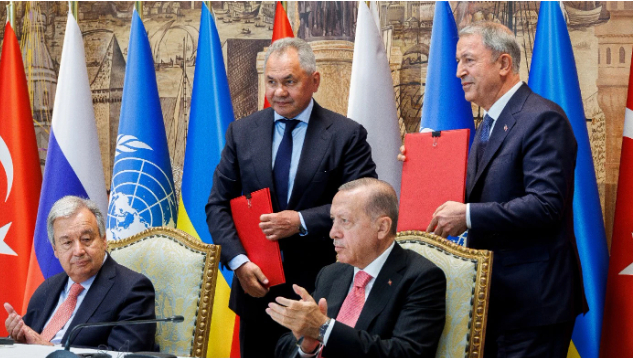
[
  {"x1": 0, "y1": 135, "x2": 14, "y2": 202},
  {"x1": 0, "y1": 223, "x2": 16, "y2": 256},
  {"x1": 618, "y1": 232, "x2": 633, "y2": 276},
  {"x1": 0, "y1": 135, "x2": 16, "y2": 257}
]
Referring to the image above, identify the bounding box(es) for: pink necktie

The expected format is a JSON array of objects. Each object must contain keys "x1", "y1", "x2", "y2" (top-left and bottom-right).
[
  {"x1": 336, "y1": 271, "x2": 372, "y2": 328},
  {"x1": 41, "y1": 283, "x2": 84, "y2": 342}
]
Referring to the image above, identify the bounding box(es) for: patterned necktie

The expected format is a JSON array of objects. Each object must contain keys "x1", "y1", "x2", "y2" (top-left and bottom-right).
[
  {"x1": 476, "y1": 114, "x2": 494, "y2": 166},
  {"x1": 41, "y1": 283, "x2": 84, "y2": 342},
  {"x1": 336, "y1": 271, "x2": 373, "y2": 328},
  {"x1": 273, "y1": 119, "x2": 300, "y2": 211}
]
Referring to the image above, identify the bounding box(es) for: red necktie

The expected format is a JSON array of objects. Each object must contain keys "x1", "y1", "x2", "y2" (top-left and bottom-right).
[
  {"x1": 41, "y1": 283, "x2": 84, "y2": 342},
  {"x1": 336, "y1": 271, "x2": 372, "y2": 328}
]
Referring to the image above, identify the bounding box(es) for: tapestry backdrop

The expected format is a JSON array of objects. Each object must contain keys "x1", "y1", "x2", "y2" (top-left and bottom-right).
[{"x1": 0, "y1": 1, "x2": 629, "y2": 246}]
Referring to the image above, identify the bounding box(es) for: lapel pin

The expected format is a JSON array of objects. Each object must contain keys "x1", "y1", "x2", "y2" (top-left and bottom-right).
[
  {"x1": 388, "y1": 279, "x2": 392, "y2": 286},
  {"x1": 504, "y1": 124, "x2": 508, "y2": 132}
]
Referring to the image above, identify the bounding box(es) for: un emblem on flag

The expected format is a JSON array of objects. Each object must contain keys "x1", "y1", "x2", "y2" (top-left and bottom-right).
[{"x1": 107, "y1": 135, "x2": 176, "y2": 240}]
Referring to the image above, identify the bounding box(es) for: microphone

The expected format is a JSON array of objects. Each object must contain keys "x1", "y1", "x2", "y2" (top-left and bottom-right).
[{"x1": 45, "y1": 315, "x2": 184, "y2": 358}]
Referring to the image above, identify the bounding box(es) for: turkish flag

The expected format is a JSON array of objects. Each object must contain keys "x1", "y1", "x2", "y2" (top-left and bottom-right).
[
  {"x1": 600, "y1": 51, "x2": 633, "y2": 356},
  {"x1": 0, "y1": 22, "x2": 42, "y2": 335},
  {"x1": 263, "y1": 1, "x2": 294, "y2": 109}
]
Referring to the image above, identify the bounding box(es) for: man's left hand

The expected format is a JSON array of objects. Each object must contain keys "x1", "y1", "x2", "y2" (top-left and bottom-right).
[
  {"x1": 427, "y1": 201, "x2": 467, "y2": 238},
  {"x1": 260, "y1": 211, "x2": 301, "y2": 241},
  {"x1": 266, "y1": 284, "x2": 329, "y2": 341}
]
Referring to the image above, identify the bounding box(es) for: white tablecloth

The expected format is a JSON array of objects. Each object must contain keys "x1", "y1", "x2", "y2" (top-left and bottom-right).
[{"x1": 0, "y1": 343, "x2": 188, "y2": 357}]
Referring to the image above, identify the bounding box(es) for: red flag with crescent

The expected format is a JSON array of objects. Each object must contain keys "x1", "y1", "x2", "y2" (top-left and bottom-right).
[
  {"x1": 0, "y1": 22, "x2": 42, "y2": 335},
  {"x1": 601, "y1": 50, "x2": 633, "y2": 357}
]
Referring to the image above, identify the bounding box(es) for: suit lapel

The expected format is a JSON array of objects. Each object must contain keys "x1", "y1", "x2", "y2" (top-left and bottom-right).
[
  {"x1": 62, "y1": 256, "x2": 116, "y2": 342},
  {"x1": 250, "y1": 109, "x2": 275, "y2": 198},
  {"x1": 467, "y1": 84, "x2": 529, "y2": 196},
  {"x1": 354, "y1": 244, "x2": 406, "y2": 331},
  {"x1": 288, "y1": 102, "x2": 333, "y2": 209},
  {"x1": 327, "y1": 266, "x2": 354, "y2": 318}
]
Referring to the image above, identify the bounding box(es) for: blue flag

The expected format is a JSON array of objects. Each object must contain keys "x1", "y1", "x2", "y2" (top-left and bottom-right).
[
  {"x1": 421, "y1": 1, "x2": 475, "y2": 145},
  {"x1": 175, "y1": 4, "x2": 238, "y2": 357},
  {"x1": 421, "y1": 1, "x2": 474, "y2": 245},
  {"x1": 107, "y1": 10, "x2": 176, "y2": 240},
  {"x1": 528, "y1": 3, "x2": 609, "y2": 358}
]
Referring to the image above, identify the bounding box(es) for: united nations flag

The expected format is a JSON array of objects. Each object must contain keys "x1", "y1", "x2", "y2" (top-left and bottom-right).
[{"x1": 107, "y1": 9, "x2": 176, "y2": 240}]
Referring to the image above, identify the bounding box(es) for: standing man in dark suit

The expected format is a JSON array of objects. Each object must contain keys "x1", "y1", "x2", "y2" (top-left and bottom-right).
[
  {"x1": 205, "y1": 37, "x2": 377, "y2": 358},
  {"x1": 269, "y1": 178, "x2": 446, "y2": 358},
  {"x1": 413, "y1": 22, "x2": 586, "y2": 358},
  {"x1": 4, "y1": 196, "x2": 157, "y2": 351}
]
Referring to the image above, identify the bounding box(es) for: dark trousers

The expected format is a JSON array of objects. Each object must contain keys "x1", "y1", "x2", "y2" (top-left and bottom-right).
[
  {"x1": 483, "y1": 320, "x2": 576, "y2": 358},
  {"x1": 237, "y1": 285, "x2": 292, "y2": 358}
]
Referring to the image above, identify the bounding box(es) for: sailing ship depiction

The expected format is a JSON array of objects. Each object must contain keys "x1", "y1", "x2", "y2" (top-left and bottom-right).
[
  {"x1": 563, "y1": 2, "x2": 606, "y2": 27},
  {"x1": 228, "y1": 1, "x2": 261, "y2": 20},
  {"x1": 242, "y1": 27, "x2": 251, "y2": 35}
]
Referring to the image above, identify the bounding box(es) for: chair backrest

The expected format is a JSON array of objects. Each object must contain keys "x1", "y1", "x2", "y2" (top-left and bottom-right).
[
  {"x1": 396, "y1": 231, "x2": 492, "y2": 358},
  {"x1": 108, "y1": 227, "x2": 221, "y2": 358}
]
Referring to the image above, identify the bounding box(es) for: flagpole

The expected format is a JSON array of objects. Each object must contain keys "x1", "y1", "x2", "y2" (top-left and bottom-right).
[
  {"x1": 135, "y1": 1, "x2": 143, "y2": 20},
  {"x1": 7, "y1": 1, "x2": 14, "y2": 28},
  {"x1": 68, "y1": 1, "x2": 78, "y2": 20}
]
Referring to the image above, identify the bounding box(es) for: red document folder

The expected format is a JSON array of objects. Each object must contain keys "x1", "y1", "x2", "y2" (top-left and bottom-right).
[
  {"x1": 230, "y1": 188, "x2": 285, "y2": 286},
  {"x1": 398, "y1": 129, "x2": 470, "y2": 232}
]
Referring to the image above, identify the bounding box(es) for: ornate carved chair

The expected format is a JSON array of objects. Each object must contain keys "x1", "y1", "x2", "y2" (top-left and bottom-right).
[
  {"x1": 108, "y1": 227, "x2": 221, "y2": 358},
  {"x1": 396, "y1": 231, "x2": 492, "y2": 358}
]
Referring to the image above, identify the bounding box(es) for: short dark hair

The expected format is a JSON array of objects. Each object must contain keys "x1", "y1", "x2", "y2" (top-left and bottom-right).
[{"x1": 339, "y1": 178, "x2": 399, "y2": 236}]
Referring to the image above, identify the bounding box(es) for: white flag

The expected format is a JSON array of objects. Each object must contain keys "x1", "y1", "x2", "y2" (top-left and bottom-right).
[{"x1": 347, "y1": 1, "x2": 402, "y2": 197}]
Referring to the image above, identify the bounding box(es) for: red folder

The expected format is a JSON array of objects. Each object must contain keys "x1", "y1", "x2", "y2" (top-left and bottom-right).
[
  {"x1": 398, "y1": 129, "x2": 470, "y2": 232},
  {"x1": 230, "y1": 188, "x2": 285, "y2": 286}
]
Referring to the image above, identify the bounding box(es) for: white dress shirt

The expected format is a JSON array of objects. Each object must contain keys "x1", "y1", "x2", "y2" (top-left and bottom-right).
[
  {"x1": 228, "y1": 100, "x2": 314, "y2": 271},
  {"x1": 466, "y1": 81, "x2": 524, "y2": 229},
  {"x1": 299, "y1": 242, "x2": 396, "y2": 357},
  {"x1": 45, "y1": 255, "x2": 107, "y2": 345}
]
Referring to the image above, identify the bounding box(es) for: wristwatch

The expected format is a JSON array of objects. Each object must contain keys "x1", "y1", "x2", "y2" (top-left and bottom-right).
[{"x1": 317, "y1": 318, "x2": 331, "y2": 342}]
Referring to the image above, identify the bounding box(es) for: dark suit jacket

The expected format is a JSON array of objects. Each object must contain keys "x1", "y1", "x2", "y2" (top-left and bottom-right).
[
  {"x1": 205, "y1": 101, "x2": 377, "y2": 317},
  {"x1": 466, "y1": 83, "x2": 587, "y2": 331},
  {"x1": 23, "y1": 255, "x2": 157, "y2": 351},
  {"x1": 276, "y1": 244, "x2": 446, "y2": 358}
]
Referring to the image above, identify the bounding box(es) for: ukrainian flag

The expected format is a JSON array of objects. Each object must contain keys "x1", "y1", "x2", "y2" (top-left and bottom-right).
[
  {"x1": 529, "y1": 3, "x2": 609, "y2": 358},
  {"x1": 176, "y1": 4, "x2": 238, "y2": 357}
]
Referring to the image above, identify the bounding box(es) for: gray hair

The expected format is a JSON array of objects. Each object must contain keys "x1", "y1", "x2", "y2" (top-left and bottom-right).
[
  {"x1": 264, "y1": 37, "x2": 317, "y2": 74},
  {"x1": 47, "y1": 196, "x2": 106, "y2": 246},
  {"x1": 339, "y1": 178, "x2": 399, "y2": 236},
  {"x1": 460, "y1": 21, "x2": 521, "y2": 73}
]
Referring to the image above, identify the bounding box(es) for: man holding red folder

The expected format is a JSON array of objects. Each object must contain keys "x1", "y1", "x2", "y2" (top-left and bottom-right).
[
  {"x1": 206, "y1": 38, "x2": 376, "y2": 358},
  {"x1": 401, "y1": 22, "x2": 586, "y2": 358}
]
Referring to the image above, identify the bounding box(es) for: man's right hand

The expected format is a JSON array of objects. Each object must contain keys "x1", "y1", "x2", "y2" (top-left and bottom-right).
[
  {"x1": 397, "y1": 145, "x2": 407, "y2": 162},
  {"x1": 5, "y1": 302, "x2": 27, "y2": 343},
  {"x1": 235, "y1": 262, "x2": 270, "y2": 297}
]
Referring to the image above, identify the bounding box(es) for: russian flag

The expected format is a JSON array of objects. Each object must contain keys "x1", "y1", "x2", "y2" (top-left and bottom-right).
[{"x1": 23, "y1": 13, "x2": 108, "y2": 305}]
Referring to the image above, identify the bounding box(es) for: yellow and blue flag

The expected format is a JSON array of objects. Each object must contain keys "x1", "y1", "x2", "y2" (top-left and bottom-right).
[
  {"x1": 176, "y1": 4, "x2": 238, "y2": 357},
  {"x1": 529, "y1": 3, "x2": 609, "y2": 358}
]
